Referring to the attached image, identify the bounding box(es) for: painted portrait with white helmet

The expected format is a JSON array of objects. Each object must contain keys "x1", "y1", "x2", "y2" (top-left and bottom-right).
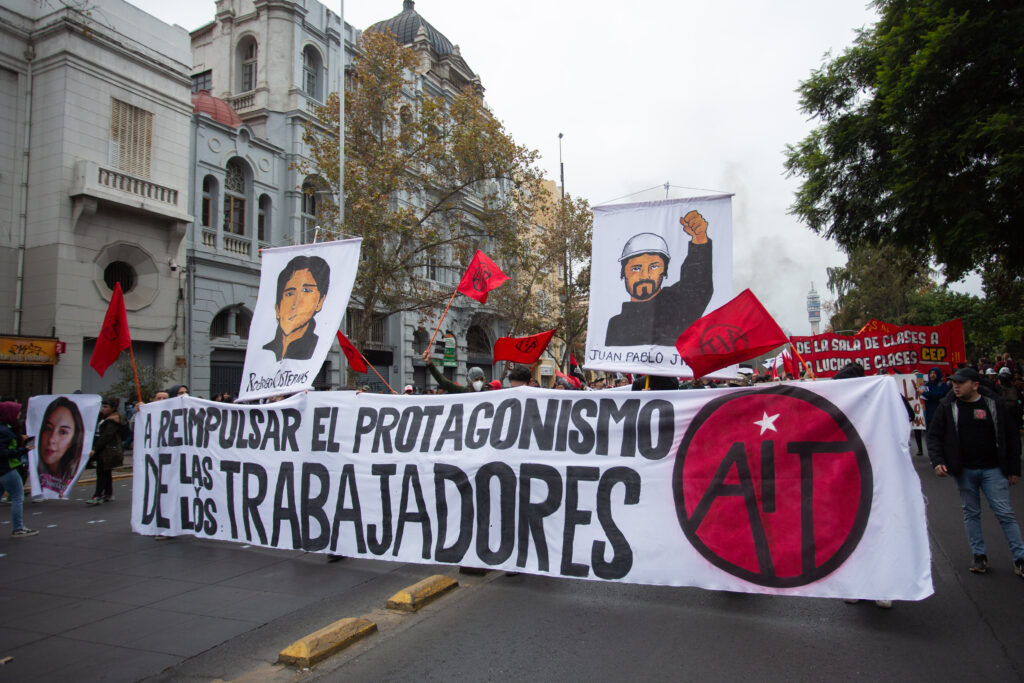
[{"x1": 585, "y1": 195, "x2": 734, "y2": 377}]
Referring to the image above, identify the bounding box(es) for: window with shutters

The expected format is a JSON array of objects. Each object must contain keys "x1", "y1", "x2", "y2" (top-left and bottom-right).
[
  {"x1": 238, "y1": 38, "x2": 257, "y2": 92},
  {"x1": 302, "y1": 46, "x2": 322, "y2": 101},
  {"x1": 223, "y1": 159, "x2": 246, "y2": 235},
  {"x1": 258, "y1": 194, "x2": 271, "y2": 242},
  {"x1": 191, "y1": 70, "x2": 212, "y2": 93},
  {"x1": 109, "y1": 99, "x2": 153, "y2": 178},
  {"x1": 201, "y1": 175, "x2": 216, "y2": 227}
]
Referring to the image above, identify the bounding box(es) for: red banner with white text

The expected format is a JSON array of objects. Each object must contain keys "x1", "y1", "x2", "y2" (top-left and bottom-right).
[{"x1": 790, "y1": 319, "x2": 965, "y2": 378}]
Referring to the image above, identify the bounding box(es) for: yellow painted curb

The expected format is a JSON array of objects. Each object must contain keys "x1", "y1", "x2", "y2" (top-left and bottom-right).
[
  {"x1": 278, "y1": 617, "x2": 377, "y2": 668},
  {"x1": 386, "y1": 574, "x2": 458, "y2": 612}
]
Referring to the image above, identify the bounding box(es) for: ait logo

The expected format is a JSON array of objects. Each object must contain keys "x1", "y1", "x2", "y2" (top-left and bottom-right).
[
  {"x1": 103, "y1": 319, "x2": 124, "y2": 341},
  {"x1": 673, "y1": 385, "x2": 872, "y2": 588},
  {"x1": 514, "y1": 337, "x2": 538, "y2": 354},
  {"x1": 471, "y1": 265, "x2": 492, "y2": 292},
  {"x1": 699, "y1": 324, "x2": 748, "y2": 355}
]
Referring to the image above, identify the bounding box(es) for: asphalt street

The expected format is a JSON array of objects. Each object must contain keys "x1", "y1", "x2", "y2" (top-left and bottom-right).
[{"x1": 1, "y1": 443, "x2": 1023, "y2": 682}]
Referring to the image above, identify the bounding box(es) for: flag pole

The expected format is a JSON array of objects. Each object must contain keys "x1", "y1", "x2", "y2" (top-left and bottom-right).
[
  {"x1": 790, "y1": 342, "x2": 816, "y2": 381},
  {"x1": 127, "y1": 344, "x2": 143, "y2": 403},
  {"x1": 362, "y1": 355, "x2": 397, "y2": 394},
  {"x1": 427, "y1": 289, "x2": 458, "y2": 350}
]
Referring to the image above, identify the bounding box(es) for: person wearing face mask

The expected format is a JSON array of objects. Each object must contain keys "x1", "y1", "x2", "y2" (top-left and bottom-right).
[{"x1": 421, "y1": 349, "x2": 486, "y2": 393}]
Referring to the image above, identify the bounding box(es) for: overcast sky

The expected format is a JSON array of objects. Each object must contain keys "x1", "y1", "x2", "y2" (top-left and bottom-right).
[{"x1": 127, "y1": 0, "x2": 893, "y2": 334}]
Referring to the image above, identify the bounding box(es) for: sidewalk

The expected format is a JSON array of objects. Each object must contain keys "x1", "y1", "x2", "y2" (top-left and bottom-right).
[{"x1": 0, "y1": 469, "x2": 390, "y2": 682}]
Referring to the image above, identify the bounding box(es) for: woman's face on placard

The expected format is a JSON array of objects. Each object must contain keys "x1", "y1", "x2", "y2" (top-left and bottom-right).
[{"x1": 41, "y1": 406, "x2": 76, "y2": 470}]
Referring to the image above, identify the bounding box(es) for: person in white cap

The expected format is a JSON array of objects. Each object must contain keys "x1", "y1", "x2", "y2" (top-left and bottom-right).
[
  {"x1": 403, "y1": 385, "x2": 414, "y2": 395},
  {"x1": 605, "y1": 210, "x2": 713, "y2": 346}
]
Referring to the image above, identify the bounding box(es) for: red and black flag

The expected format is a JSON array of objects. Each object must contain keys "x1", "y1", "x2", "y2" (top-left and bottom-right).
[
  {"x1": 675, "y1": 289, "x2": 788, "y2": 379},
  {"x1": 456, "y1": 250, "x2": 509, "y2": 303},
  {"x1": 89, "y1": 283, "x2": 131, "y2": 377},
  {"x1": 336, "y1": 331, "x2": 368, "y2": 373},
  {"x1": 493, "y1": 329, "x2": 556, "y2": 365}
]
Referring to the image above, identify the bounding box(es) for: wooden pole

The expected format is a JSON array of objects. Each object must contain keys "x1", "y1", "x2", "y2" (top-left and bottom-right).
[
  {"x1": 427, "y1": 289, "x2": 459, "y2": 350},
  {"x1": 127, "y1": 344, "x2": 143, "y2": 403},
  {"x1": 790, "y1": 342, "x2": 816, "y2": 381},
  {"x1": 363, "y1": 356, "x2": 397, "y2": 394}
]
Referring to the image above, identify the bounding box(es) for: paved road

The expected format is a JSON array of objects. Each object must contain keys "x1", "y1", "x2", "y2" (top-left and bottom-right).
[{"x1": 2, "y1": 446, "x2": 1023, "y2": 682}]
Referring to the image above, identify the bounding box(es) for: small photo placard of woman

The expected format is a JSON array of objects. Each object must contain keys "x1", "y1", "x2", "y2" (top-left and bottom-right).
[{"x1": 26, "y1": 394, "x2": 101, "y2": 499}]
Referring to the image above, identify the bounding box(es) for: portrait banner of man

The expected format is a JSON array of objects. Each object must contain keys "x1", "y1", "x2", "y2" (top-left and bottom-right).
[
  {"x1": 239, "y1": 239, "x2": 362, "y2": 401},
  {"x1": 26, "y1": 394, "x2": 101, "y2": 499},
  {"x1": 585, "y1": 195, "x2": 734, "y2": 378}
]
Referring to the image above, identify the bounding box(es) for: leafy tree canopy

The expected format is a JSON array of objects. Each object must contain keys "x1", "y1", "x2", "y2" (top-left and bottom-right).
[
  {"x1": 297, "y1": 29, "x2": 545, "y2": 353},
  {"x1": 826, "y1": 243, "x2": 1023, "y2": 360},
  {"x1": 785, "y1": 0, "x2": 1024, "y2": 281}
]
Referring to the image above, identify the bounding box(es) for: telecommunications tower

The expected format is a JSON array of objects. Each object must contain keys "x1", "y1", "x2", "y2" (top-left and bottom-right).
[{"x1": 807, "y1": 283, "x2": 821, "y2": 335}]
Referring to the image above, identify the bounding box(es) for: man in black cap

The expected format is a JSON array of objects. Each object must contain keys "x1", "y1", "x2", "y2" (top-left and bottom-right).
[{"x1": 927, "y1": 366, "x2": 1024, "y2": 577}]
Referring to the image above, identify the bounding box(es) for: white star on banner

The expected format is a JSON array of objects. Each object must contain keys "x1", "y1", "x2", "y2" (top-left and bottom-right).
[{"x1": 754, "y1": 412, "x2": 780, "y2": 436}]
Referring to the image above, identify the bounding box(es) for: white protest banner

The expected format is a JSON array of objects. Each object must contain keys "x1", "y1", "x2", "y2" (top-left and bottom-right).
[
  {"x1": 132, "y1": 377, "x2": 932, "y2": 600},
  {"x1": 239, "y1": 239, "x2": 362, "y2": 401},
  {"x1": 26, "y1": 394, "x2": 101, "y2": 499},
  {"x1": 586, "y1": 195, "x2": 735, "y2": 378}
]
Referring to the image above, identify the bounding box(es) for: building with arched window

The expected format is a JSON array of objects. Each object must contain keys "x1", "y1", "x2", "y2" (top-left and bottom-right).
[
  {"x1": 182, "y1": 1, "x2": 515, "y2": 396},
  {"x1": 183, "y1": 0, "x2": 357, "y2": 397},
  {"x1": 364, "y1": 2, "x2": 509, "y2": 393},
  {"x1": 188, "y1": 90, "x2": 285, "y2": 397},
  {"x1": 0, "y1": 0, "x2": 193, "y2": 400}
]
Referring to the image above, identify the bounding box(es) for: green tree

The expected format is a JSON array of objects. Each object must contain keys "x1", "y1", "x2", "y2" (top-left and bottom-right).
[
  {"x1": 785, "y1": 0, "x2": 1024, "y2": 281},
  {"x1": 825, "y1": 242, "x2": 933, "y2": 331},
  {"x1": 824, "y1": 243, "x2": 1023, "y2": 360},
  {"x1": 106, "y1": 358, "x2": 175, "y2": 404},
  {"x1": 547, "y1": 193, "x2": 593, "y2": 371},
  {"x1": 297, "y1": 30, "x2": 545, "y2": 359}
]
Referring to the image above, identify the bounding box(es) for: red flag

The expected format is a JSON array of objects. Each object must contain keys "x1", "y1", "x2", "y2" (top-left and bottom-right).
[
  {"x1": 555, "y1": 369, "x2": 581, "y2": 390},
  {"x1": 336, "y1": 331, "x2": 368, "y2": 373},
  {"x1": 675, "y1": 289, "x2": 789, "y2": 379},
  {"x1": 783, "y1": 347, "x2": 798, "y2": 378},
  {"x1": 89, "y1": 283, "x2": 131, "y2": 377},
  {"x1": 493, "y1": 329, "x2": 556, "y2": 365},
  {"x1": 456, "y1": 250, "x2": 509, "y2": 303}
]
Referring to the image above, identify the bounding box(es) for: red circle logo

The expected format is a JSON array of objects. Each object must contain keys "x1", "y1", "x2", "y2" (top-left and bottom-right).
[{"x1": 673, "y1": 385, "x2": 871, "y2": 587}]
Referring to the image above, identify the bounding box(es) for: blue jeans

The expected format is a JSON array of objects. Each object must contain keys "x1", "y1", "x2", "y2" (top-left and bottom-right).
[
  {"x1": 0, "y1": 469, "x2": 24, "y2": 531},
  {"x1": 955, "y1": 467, "x2": 1024, "y2": 561}
]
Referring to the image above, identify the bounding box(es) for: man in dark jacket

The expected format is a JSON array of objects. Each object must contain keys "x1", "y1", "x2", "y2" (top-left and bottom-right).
[
  {"x1": 927, "y1": 366, "x2": 1024, "y2": 577},
  {"x1": 0, "y1": 401, "x2": 36, "y2": 537}
]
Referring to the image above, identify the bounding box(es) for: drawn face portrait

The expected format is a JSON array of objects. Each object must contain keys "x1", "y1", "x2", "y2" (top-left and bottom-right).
[
  {"x1": 275, "y1": 268, "x2": 326, "y2": 336},
  {"x1": 623, "y1": 253, "x2": 667, "y2": 302},
  {"x1": 40, "y1": 406, "x2": 76, "y2": 474}
]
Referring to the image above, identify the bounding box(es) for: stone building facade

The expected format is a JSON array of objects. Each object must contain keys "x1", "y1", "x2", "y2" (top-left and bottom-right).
[
  {"x1": 0, "y1": 0, "x2": 193, "y2": 401},
  {"x1": 186, "y1": 0, "x2": 516, "y2": 396},
  {"x1": 183, "y1": 0, "x2": 354, "y2": 398}
]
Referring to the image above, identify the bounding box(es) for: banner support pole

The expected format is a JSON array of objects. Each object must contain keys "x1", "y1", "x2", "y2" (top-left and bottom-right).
[
  {"x1": 790, "y1": 342, "x2": 816, "y2": 381},
  {"x1": 127, "y1": 344, "x2": 143, "y2": 403},
  {"x1": 427, "y1": 289, "x2": 458, "y2": 350},
  {"x1": 363, "y1": 355, "x2": 397, "y2": 394}
]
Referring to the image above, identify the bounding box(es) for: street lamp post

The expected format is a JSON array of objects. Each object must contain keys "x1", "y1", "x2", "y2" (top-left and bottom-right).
[{"x1": 558, "y1": 133, "x2": 571, "y2": 372}]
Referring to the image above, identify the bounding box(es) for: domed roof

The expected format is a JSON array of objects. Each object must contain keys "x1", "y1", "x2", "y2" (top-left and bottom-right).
[
  {"x1": 368, "y1": 1, "x2": 454, "y2": 56},
  {"x1": 191, "y1": 90, "x2": 243, "y2": 128}
]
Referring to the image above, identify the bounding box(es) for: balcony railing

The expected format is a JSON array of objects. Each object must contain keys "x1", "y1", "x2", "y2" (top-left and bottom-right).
[
  {"x1": 229, "y1": 93, "x2": 255, "y2": 111},
  {"x1": 70, "y1": 160, "x2": 192, "y2": 226},
  {"x1": 224, "y1": 233, "x2": 251, "y2": 257},
  {"x1": 201, "y1": 229, "x2": 216, "y2": 248},
  {"x1": 97, "y1": 167, "x2": 178, "y2": 205}
]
